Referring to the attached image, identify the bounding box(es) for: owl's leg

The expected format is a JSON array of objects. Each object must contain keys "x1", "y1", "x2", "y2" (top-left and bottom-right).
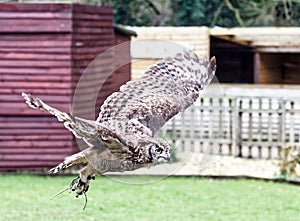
[
  {"x1": 70, "y1": 165, "x2": 97, "y2": 197},
  {"x1": 50, "y1": 150, "x2": 89, "y2": 173}
]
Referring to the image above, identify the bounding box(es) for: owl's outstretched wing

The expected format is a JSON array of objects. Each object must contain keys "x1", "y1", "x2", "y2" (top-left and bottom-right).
[
  {"x1": 97, "y1": 51, "x2": 216, "y2": 145},
  {"x1": 21, "y1": 92, "x2": 115, "y2": 150}
]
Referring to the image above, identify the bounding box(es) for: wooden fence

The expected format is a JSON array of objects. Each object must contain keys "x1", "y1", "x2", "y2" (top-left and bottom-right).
[{"x1": 160, "y1": 86, "x2": 300, "y2": 159}]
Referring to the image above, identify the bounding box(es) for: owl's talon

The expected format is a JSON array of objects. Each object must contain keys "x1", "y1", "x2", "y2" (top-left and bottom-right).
[
  {"x1": 66, "y1": 176, "x2": 89, "y2": 210},
  {"x1": 70, "y1": 176, "x2": 80, "y2": 188},
  {"x1": 87, "y1": 175, "x2": 96, "y2": 180},
  {"x1": 69, "y1": 176, "x2": 91, "y2": 197}
]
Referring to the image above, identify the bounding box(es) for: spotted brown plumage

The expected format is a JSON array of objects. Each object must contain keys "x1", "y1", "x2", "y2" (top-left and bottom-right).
[{"x1": 22, "y1": 51, "x2": 216, "y2": 201}]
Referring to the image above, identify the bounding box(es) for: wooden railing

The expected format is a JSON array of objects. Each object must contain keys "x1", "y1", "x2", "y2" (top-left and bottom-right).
[{"x1": 160, "y1": 96, "x2": 300, "y2": 159}]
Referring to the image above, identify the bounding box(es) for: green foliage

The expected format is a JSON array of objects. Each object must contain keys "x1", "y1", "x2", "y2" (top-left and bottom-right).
[
  {"x1": 209, "y1": 0, "x2": 244, "y2": 26},
  {"x1": 8, "y1": 0, "x2": 300, "y2": 26},
  {"x1": 100, "y1": 0, "x2": 169, "y2": 26},
  {"x1": 170, "y1": 0, "x2": 206, "y2": 26},
  {"x1": 106, "y1": 0, "x2": 300, "y2": 27},
  {"x1": 1, "y1": 175, "x2": 300, "y2": 221},
  {"x1": 169, "y1": 0, "x2": 242, "y2": 27},
  {"x1": 235, "y1": 0, "x2": 300, "y2": 26},
  {"x1": 277, "y1": 145, "x2": 300, "y2": 180}
]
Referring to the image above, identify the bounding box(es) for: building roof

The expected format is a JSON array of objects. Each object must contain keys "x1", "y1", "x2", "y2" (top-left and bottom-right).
[
  {"x1": 113, "y1": 24, "x2": 137, "y2": 37},
  {"x1": 210, "y1": 27, "x2": 300, "y2": 52}
]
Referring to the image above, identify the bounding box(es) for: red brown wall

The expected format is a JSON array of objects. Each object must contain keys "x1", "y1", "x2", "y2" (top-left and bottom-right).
[{"x1": 0, "y1": 3, "x2": 131, "y2": 171}]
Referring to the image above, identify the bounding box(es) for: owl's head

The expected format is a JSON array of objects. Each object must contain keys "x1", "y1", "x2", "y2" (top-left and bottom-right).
[{"x1": 135, "y1": 137, "x2": 170, "y2": 164}]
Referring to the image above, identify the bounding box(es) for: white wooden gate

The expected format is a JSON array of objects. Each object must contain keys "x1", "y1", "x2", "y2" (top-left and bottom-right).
[{"x1": 159, "y1": 95, "x2": 300, "y2": 159}]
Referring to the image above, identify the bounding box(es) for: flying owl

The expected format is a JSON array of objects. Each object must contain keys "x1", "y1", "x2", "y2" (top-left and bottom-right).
[{"x1": 22, "y1": 51, "x2": 216, "y2": 198}]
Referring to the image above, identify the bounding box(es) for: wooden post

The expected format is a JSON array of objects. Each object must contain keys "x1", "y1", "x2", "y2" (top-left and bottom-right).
[
  {"x1": 218, "y1": 97, "x2": 223, "y2": 154},
  {"x1": 228, "y1": 98, "x2": 233, "y2": 155},
  {"x1": 208, "y1": 97, "x2": 214, "y2": 154},
  {"x1": 267, "y1": 98, "x2": 272, "y2": 159},
  {"x1": 253, "y1": 53, "x2": 260, "y2": 83},
  {"x1": 289, "y1": 101, "x2": 295, "y2": 144},
  {"x1": 199, "y1": 98, "x2": 204, "y2": 152},
  {"x1": 248, "y1": 99, "x2": 253, "y2": 158},
  {"x1": 278, "y1": 99, "x2": 285, "y2": 149},
  {"x1": 190, "y1": 105, "x2": 195, "y2": 151},
  {"x1": 232, "y1": 98, "x2": 242, "y2": 157},
  {"x1": 180, "y1": 112, "x2": 185, "y2": 152}
]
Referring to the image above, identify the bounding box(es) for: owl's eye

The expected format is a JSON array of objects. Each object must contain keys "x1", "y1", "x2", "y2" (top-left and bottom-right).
[{"x1": 155, "y1": 147, "x2": 163, "y2": 154}]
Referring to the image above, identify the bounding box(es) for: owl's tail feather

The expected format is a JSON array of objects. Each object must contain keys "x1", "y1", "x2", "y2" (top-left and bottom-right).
[{"x1": 21, "y1": 92, "x2": 97, "y2": 143}]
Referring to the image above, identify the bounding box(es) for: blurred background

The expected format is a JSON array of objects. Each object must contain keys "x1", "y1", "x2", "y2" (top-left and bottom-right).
[
  {"x1": 9, "y1": 0, "x2": 300, "y2": 27},
  {"x1": 0, "y1": 1, "x2": 299, "y2": 220},
  {"x1": 1, "y1": 0, "x2": 299, "y2": 179}
]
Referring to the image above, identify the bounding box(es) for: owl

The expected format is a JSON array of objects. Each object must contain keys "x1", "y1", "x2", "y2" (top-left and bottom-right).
[{"x1": 22, "y1": 51, "x2": 216, "y2": 199}]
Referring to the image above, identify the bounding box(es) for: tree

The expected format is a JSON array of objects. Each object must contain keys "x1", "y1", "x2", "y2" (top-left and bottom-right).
[
  {"x1": 235, "y1": 0, "x2": 300, "y2": 26},
  {"x1": 100, "y1": 0, "x2": 171, "y2": 26},
  {"x1": 9, "y1": 0, "x2": 299, "y2": 27},
  {"x1": 171, "y1": 0, "x2": 300, "y2": 27},
  {"x1": 169, "y1": 0, "x2": 247, "y2": 27}
]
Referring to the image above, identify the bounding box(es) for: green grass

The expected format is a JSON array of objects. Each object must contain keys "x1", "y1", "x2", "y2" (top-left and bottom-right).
[{"x1": 0, "y1": 175, "x2": 299, "y2": 221}]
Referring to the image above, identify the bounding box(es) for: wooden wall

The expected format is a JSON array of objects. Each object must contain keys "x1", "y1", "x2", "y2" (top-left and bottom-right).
[
  {"x1": 129, "y1": 27, "x2": 209, "y2": 79},
  {"x1": 0, "y1": 3, "x2": 130, "y2": 171},
  {"x1": 112, "y1": 31, "x2": 131, "y2": 92},
  {"x1": 70, "y1": 4, "x2": 114, "y2": 119},
  {"x1": 258, "y1": 53, "x2": 300, "y2": 84},
  {"x1": 0, "y1": 3, "x2": 73, "y2": 171},
  {"x1": 210, "y1": 36, "x2": 254, "y2": 83},
  {"x1": 282, "y1": 53, "x2": 300, "y2": 84}
]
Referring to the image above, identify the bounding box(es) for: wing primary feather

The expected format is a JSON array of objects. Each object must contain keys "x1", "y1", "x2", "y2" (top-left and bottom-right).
[
  {"x1": 21, "y1": 92, "x2": 110, "y2": 148},
  {"x1": 96, "y1": 51, "x2": 216, "y2": 141}
]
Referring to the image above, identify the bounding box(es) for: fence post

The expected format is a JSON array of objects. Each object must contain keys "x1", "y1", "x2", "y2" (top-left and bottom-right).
[
  {"x1": 232, "y1": 98, "x2": 242, "y2": 157},
  {"x1": 278, "y1": 99, "x2": 285, "y2": 149},
  {"x1": 267, "y1": 98, "x2": 272, "y2": 159},
  {"x1": 228, "y1": 98, "x2": 233, "y2": 155},
  {"x1": 289, "y1": 101, "x2": 295, "y2": 144},
  {"x1": 248, "y1": 99, "x2": 253, "y2": 158}
]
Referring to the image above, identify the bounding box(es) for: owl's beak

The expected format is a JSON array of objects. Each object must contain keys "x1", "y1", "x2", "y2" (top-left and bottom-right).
[{"x1": 158, "y1": 153, "x2": 171, "y2": 163}]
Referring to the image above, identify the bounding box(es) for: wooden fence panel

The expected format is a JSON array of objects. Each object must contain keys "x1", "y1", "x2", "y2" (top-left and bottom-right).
[{"x1": 160, "y1": 95, "x2": 300, "y2": 160}]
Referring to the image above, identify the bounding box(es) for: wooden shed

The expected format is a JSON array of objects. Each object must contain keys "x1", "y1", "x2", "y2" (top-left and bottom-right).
[
  {"x1": 128, "y1": 26, "x2": 210, "y2": 80},
  {"x1": 210, "y1": 27, "x2": 300, "y2": 84},
  {"x1": 0, "y1": 3, "x2": 135, "y2": 171},
  {"x1": 130, "y1": 27, "x2": 300, "y2": 84}
]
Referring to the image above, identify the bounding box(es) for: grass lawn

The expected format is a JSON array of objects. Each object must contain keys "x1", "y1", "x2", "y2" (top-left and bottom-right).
[{"x1": 0, "y1": 175, "x2": 299, "y2": 221}]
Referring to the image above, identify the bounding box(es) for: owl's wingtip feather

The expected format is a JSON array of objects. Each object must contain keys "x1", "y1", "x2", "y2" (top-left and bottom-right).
[
  {"x1": 21, "y1": 92, "x2": 43, "y2": 110},
  {"x1": 210, "y1": 56, "x2": 216, "y2": 66},
  {"x1": 21, "y1": 92, "x2": 30, "y2": 99},
  {"x1": 210, "y1": 56, "x2": 217, "y2": 72}
]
